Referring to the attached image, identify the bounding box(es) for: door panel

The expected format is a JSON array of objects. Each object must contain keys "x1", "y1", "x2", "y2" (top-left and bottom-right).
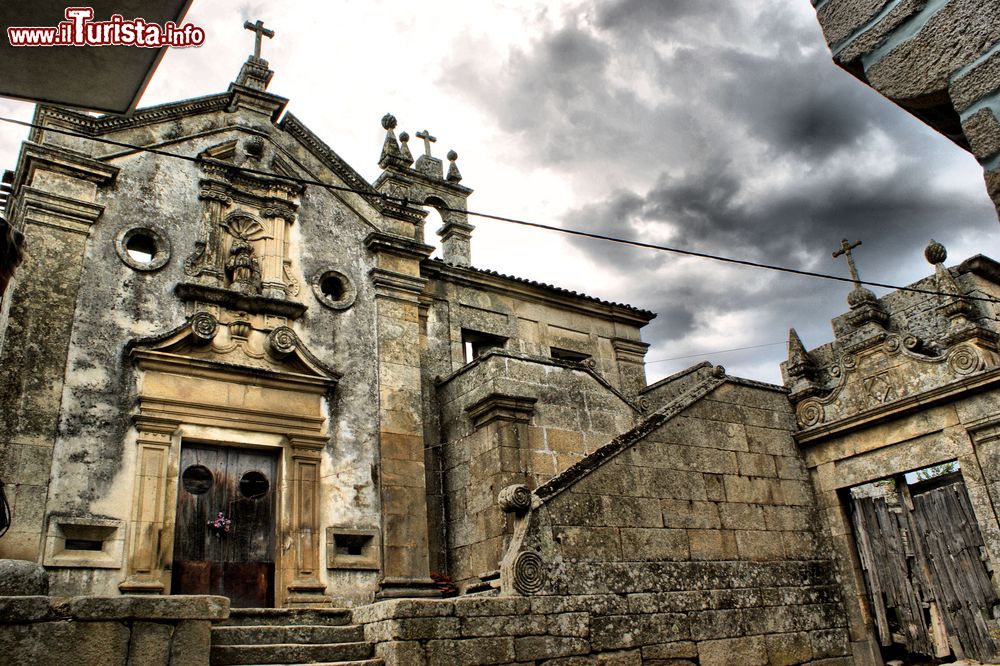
[{"x1": 172, "y1": 443, "x2": 278, "y2": 607}]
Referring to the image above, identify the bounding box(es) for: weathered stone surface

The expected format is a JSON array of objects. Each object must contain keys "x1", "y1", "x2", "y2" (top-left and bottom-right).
[
  {"x1": 425, "y1": 637, "x2": 515, "y2": 666},
  {"x1": 963, "y1": 107, "x2": 1000, "y2": 158},
  {"x1": 864, "y1": 0, "x2": 1000, "y2": 102},
  {"x1": 950, "y1": 50, "x2": 1000, "y2": 111},
  {"x1": 170, "y1": 620, "x2": 212, "y2": 666},
  {"x1": 0, "y1": 620, "x2": 130, "y2": 666},
  {"x1": 697, "y1": 635, "x2": 768, "y2": 666},
  {"x1": 514, "y1": 635, "x2": 589, "y2": 661},
  {"x1": 816, "y1": 0, "x2": 894, "y2": 45},
  {"x1": 126, "y1": 621, "x2": 173, "y2": 666},
  {"x1": 68, "y1": 595, "x2": 229, "y2": 621},
  {"x1": 833, "y1": 0, "x2": 926, "y2": 65},
  {"x1": 0, "y1": 560, "x2": 48, "y2": 596}
]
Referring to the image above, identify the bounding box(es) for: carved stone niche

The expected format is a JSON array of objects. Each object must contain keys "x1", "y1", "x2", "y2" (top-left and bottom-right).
[{"x1": 183, "y1": 143, "x2": 304, "y2": 310}]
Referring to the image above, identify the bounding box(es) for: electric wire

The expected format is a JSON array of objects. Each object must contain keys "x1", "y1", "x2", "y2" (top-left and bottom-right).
[
  {"x1": 1, "y1": 114, "x2": 998, "y2": 305},
  {"x1": 646, "y1": 341, "x2": 786, "y2": 364}
]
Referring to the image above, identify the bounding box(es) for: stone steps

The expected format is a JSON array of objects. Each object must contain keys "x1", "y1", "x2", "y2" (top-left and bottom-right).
[
  {"x1": 213, "y1": 624, "x2": 364, "y2": 645},
  {"x1": 210, "y1": 608, "x2": 379, "y2": 666}
]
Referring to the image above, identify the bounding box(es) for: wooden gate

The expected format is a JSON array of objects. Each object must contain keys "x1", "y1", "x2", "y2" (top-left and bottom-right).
[
  {"x1": 851, "y1": 472, "x2": 1000, "y2": 661},
  {"x1": 172, "y1": 443, "x2": 278, "y2": 607}
]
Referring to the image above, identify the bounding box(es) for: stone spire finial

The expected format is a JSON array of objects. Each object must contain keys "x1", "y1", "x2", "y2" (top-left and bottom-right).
[
  {"x1": 446, "y1": 150, "x2": 462, "y2": 183},
  {"x1": 786, "y1": 328, "x2": 814, "y2": 378},
  {"x1": 924, "y1": 239, "x2": 974, "y2": 325},
  {"x1": 398, "y1": 132, "x2": 414, "y2": 166},
  {"x1": 378, "y1": 113, "x2": 409, "y2": 170}
]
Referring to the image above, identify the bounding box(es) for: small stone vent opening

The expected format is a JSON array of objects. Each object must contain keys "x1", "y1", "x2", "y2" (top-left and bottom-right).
[
  {"x1": 43, "y1": 516, "x2": 125, "y2": 568},
  {"x1": 326, "y1": 527, "x2": 380, "y2": 570}
]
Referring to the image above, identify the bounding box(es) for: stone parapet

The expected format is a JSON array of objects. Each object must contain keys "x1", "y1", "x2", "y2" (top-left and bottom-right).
[
  {"x1": 0, "y1": 594, "x2": 229, "y2": 666},
  {"x1": 351, "y1": 592, "x2": 850, "y2": 666}
]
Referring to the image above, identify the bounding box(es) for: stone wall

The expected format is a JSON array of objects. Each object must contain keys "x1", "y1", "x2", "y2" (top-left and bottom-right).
[
  {"x1": 435, "y1": 351, "x2": 639, "y2": 592},
  {"x1": 808, "y1": 0, "x2": 1000, "y2": 219},
  {"x1": 353, "y1": 591, "x2": 850, "y2": 666},
  {"x1": 493, "y1": 375, "x2": 851, "y2": 665},
  {"x1": 0, "y1": 594, "x2": 227, "y2": 666}
]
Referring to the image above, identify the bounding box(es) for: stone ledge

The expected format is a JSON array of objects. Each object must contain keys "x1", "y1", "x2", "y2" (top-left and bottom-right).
[{"x1": 0, "y1": 595, "x2": 230, "y2": 623}]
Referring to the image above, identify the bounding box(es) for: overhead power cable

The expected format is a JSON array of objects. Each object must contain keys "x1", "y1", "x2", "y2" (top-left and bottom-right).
[
  {"x1": 1, "y1": 114, "x2": 997, "y2": 305},
  {"x1": 645, "y1": 341, "x2": 786, "y2": 364}
]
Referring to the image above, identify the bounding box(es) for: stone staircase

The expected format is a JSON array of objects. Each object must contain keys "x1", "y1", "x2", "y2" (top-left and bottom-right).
[{"x1": 211, "y1": 608, "x2": 381, "y2": 666}]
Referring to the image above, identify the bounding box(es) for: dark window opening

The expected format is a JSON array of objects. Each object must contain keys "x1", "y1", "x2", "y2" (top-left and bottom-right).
[
  {"x1": 239, "y1": 471, "x2": 269, "y2": 499},
  {"x1": 335, "y1": 533, "x2": 372, "y2": 557},
  {"x1": 550, "y1": 347, "x2": 590, "y2": 363},
  {"x1": 321, "y1": 274, "x2": 345, "y2": 301},
  {"x1": 125, "y1": 232, "x2": 158, "y2": 264},
  {"x1": 462, "y1": 329, "x2": 507, "y2": 364},
  {"x1": 65, "y1": 538, "x2": 103, "y2": 551},
  {"x1": 181, "y1": 464, "x2": 214, "y2": 495}
]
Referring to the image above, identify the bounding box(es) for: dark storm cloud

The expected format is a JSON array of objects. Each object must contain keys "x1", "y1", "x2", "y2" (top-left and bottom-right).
[{"x1": 441, "y1": 0, "x2": 997, "y2": 380}]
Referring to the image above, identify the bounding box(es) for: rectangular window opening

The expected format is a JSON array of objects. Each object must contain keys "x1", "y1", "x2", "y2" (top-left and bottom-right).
[
  {"x1": 550, "y1": 347, "x2": 591, "y2": 363},
  {"x1": 462, "y1": 329, "x2": 507, "y2": 364}
]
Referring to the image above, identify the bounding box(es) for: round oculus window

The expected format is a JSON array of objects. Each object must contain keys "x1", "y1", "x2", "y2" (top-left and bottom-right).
[
  {"x1": 115, "y1": 226, "x2": 170, "y2": 271},
  {"x1": 312, "y1": 269, "x2": 356, "y2": 310},
  {"x1": 239, "y1": 471, "x2": 269, "y2": 499},
  {"x1": 181, "y1": 464, "x2": 214, "y2": 495}
]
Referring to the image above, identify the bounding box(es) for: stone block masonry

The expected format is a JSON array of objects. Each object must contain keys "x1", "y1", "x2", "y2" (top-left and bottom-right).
[
  {"x1": 351, "y1": 595, "x2": 851, "y2": 666},
  {"x1": 0, "y1": 594, "x2": 228, "y2": 666}
]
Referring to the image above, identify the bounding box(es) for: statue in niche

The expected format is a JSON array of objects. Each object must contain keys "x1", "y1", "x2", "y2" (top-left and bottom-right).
[{"x1": 226, "y1": 239, "x2": 262, "y2": 295}]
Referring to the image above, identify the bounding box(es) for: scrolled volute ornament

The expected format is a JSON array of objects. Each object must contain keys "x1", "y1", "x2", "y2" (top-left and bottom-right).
[
  {"x1": 267, "y1": 326, "x2": 298, "y2": 357},
  {"x1": 796, "y1": 399, "x2": 824, "y2": 428},
  {"x1": 947, "y1": 344, "x2": 982, "y2": 376},
  {"x1": 637, "y1": 396, "x2": 650, "y2": 412},
  {"x1": 512, "y1": 550, "x2": 544, "y2": 595},
  {"x1": 498, "y1": 484, "x2": 532, "y2": 515},
  {"x1": 190, "y1": 312, "x2": 218, "y2": 344}
]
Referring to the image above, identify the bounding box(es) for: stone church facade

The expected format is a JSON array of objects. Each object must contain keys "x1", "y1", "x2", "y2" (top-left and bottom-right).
[{"x1": 3, "y1": 23, "x2": 1000, "y2": 666}]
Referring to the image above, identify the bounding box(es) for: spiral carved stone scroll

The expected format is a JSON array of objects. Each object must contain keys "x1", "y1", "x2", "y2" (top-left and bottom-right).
[
  {"x1": 498, "y1": 484, "x2": 532, "y2": 514},
  {"x1": 267, "y1": 326, "x2": 298, "y2": 357},
  {"x1": 796, "y1": 399, "x2": 824, "y2": 428},
  {"x1": 512, "y1": 551, "x2": 544, "y2": 595},
  {"x1": 190, "y1": 312, "x2": 218, "y2": 344},
  {"x1": 948, "y1": 345, "x2": 982, "y2": 376}
]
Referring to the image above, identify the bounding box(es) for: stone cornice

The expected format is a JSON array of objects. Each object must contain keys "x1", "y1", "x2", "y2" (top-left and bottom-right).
[
  {"x1": 365, "y1": 232, "x2": 435, "y2": 261},
  {"x1": 33, "y1": 94, "x2": 232, "y2": 136},
  {"x1": 369, "y1": 268, "x2": 428, "y2": 299},
  {"x1": 795, "y1": 365, "x2": 1000, "y2": 446},
  {"x1": 174, "y1": 282, "x2": 308, "y2": 319},
  {"x1": 375, "y1": 165, "x2": 474, "y2": 196},
  {"x1": 422, "y1": 260, "x2": 655, "y2": 328},
  {"x1": 12, "y1": 142, "x2": 119, "y2": 195},
  {"x1": 465, "y1": 393, "x2": 537, "y2": 430},
  {"x1": 19, "y1": 188, "x2": 106, "y2": 233}
]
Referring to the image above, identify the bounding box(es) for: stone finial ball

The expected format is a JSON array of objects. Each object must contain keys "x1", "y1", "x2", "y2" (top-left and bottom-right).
[
  {"x1": 447, "y1": 150, "x2": 458, "y2": 162},
  {"x1": 399, "y1": 132, "x2": 409, "y2": 142},
  {"x1": 381, "y1": 113, "x2": 397, "y2": 130},
  {"x1": 847, "y1": 285, "x2": 877, "y2": 308},
  {"x1": 924, "y1": 239, "x2": 947, "y2": 265}
]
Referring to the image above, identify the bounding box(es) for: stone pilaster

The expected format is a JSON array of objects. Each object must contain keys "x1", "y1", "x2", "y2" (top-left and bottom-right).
[
  {"x1": 366, "y1": 231, "x2": 439, "y2": 598},
  {"x1": 438, "y1": 215, "x2": 474, "y2": 267},
  {"x1": 611, "y1": 337, "x2": 650, "y2": 397},
  {"x1": 285, "y1": 436, "x2": 328, "y2": 606},
  {"x1": 0, "y1": 143, "x2": 117, "y2": 561}
]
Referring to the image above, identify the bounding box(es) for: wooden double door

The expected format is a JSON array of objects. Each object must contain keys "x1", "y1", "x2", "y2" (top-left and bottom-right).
[
  {"x1": 172, "y1": 443, "x2": 278, "y2": 607},
  {"x1": 851, "y1": 472, "x2": 1000, "y2": 661}
]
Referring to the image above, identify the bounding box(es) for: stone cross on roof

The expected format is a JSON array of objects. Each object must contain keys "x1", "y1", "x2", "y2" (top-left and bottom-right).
[
  {"x1": 244, "y1": 19, "x2": 274, "y2": 59},
  {"x1": 832, "y1": 238, "x2": 863, "y2": 288},
  {"x1": 415, "y1": 130, "x2": 437, "y2": 157}
]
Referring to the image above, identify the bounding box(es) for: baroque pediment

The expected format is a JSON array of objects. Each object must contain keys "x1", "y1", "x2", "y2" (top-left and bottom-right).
[
  {"x1": 131, "y1": 312, "x2": 338, "y2": 391},
  {"x1": 793, "y1": 332, "x2": 998, "y2": 431}
]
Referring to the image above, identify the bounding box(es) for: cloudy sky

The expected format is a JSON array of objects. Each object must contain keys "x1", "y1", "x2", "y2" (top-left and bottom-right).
[{"x1": 1, "y1": 0, "x2": 997, "y2": 385}]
